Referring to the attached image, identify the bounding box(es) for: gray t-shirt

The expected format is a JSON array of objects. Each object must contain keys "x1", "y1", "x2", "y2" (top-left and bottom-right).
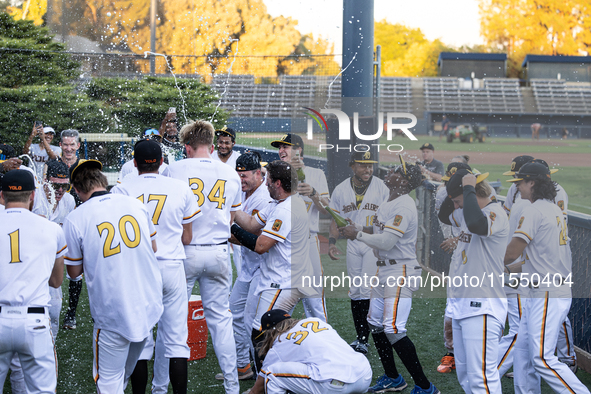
[{"x1": 422, "y1": 159, "x2": 444, "y2": 176}]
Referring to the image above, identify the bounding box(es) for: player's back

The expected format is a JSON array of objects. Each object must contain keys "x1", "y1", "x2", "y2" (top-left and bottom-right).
[
  {"x1": 164, "y1": 158, "x2": 241, "y2": 244},
  {"x1": 0, "y1": 208, "x2": 66, "y2": 307},
  {"x1": 62, "y1": 193, "x2": 162, "y2": 341},
  {"x1": 111, "y1": 173, "x2": 200, "y2": 261}
]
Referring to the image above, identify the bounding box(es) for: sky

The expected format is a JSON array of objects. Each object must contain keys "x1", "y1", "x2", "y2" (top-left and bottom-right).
[{"x1": 264, "y1": 0, "x2": 483, "y2": 52}]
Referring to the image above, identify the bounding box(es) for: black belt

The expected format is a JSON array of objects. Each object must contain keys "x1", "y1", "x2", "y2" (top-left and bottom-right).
[
  {"x1": 192, "y1": 241, "x2": 228, "y2": 246},
  {"x1": 0, "y1": 307, "x2": 45, "y2": 314},
  {"x1": 377, "y1": 259, "x2": 397, "y2": 266}
]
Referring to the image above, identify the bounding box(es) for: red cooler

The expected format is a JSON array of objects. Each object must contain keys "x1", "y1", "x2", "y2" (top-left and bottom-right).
[{"x1": 187, "y1": 295, "x2": 208, "y2": 361}]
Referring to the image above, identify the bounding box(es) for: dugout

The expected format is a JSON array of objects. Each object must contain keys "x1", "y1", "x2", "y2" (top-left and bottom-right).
[
  {"x1": 438, "y1": 52, "x2": 507, "y2": 79},
  {"x1": 522, "y1": 55, "x2": 591, "y2": 83}
]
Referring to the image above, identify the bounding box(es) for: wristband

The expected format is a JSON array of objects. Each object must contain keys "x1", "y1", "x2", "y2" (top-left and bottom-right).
[
  {"x1": 309, "y1": 188, "x2": 317, "y2": 197},
  {"x1": 329, "y1": 237, "x2": 337, "y2": 246}
]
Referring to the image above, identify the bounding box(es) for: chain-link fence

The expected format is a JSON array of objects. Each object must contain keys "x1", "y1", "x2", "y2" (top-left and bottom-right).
[{"x1": 416, "y1": 182, "x2": 591, "y2": 353}]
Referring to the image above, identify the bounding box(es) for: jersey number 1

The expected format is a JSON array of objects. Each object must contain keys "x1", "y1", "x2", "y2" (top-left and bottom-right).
[{"x1": 8, "y1": 230, "x2": 22, "y2": 263}]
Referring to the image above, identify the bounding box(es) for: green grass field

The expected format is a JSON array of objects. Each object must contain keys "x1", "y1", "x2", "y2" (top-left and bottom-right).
[{"x1": 4, "y1": 252, "x2": 591, "y2": 393}]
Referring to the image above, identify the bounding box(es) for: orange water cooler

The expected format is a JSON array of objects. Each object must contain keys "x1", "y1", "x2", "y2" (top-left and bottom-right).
[{"x1": 187, "y1": 295, "x2": 208, "y2": 361}]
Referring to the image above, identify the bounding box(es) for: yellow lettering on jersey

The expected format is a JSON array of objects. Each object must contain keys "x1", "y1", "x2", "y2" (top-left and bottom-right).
[
  {"x1": 286, "y1": 330, "x2": 309, "y2": 345},
  {"x1": 305, "y1": 201, "x2": 312, "y2": 212},
  {"x1": 137, "y1": 194, "x2": 144, "y2": 203},
  {"x1": 556, "y1": 216, "x2": 567, "y2": 246},
  {"x1": 119, "y1": 215, "x2": 141, "y2": 249},
  {"x1": 461, "y1": 250, "x2": 467, "y2": 265},
  {"x1": 188, "y1": 178, "x2": 205, "y2": 206},
  {"x1": 147, "y1": 195, "x2": 167, "y2": 225},
  {"x1": 366, "y1": 215, "x2": 375, "y2": 226},
  {"x1": 208, "y1": 180, "x2": 227, "y2": 209},
  {"x1": 97, "y1": 222, "x2": 121, "y2": 257},
  {"x1": 301, "y1": 320, "x2": 328, "y2": 333},
  {"x1": 8, "y1": 230, "x2": 22, "y2": 263}
]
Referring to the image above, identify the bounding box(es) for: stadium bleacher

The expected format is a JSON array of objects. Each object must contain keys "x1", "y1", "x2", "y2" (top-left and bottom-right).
[{"x1": 531, "y1": 79, "x2": 591, "y2": 114}]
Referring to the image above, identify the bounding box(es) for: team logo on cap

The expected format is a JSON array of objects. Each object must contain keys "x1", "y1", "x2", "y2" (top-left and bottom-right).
[
  {"x1": 423, "y1": 143, "x2": 429, "y2": 148},
  {"x1": 8, "y1": 185, "x2": 22, "y2": 191},
  {"x1": 511, "y1": 161, "x2": 516, "y2": 171},
  {"x1": 272, "y1": 219, "x2": 282, "y2": 232},
  {"x1": 363, "y1": 152, "x2": 371, "y2": 160},
  {"x1": 518, "y1": 217, "x2": 525, "y2": 229},
  {"x1": 393, "y1": 215, "x2": 403, "y2": 227}
]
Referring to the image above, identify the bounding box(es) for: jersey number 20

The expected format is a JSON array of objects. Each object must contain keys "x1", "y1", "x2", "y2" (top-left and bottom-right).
[{"x1": 97, "y1": 215, "x2": 141, "y2": 258}]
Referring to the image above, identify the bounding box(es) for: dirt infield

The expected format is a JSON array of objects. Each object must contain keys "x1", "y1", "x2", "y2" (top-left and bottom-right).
[{"x1": 396, "y1": 151, "x2": 590, "y2": 167}]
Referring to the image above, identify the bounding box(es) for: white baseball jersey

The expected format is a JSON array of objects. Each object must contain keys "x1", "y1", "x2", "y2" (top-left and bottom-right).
[
  {"x1": 117, "y1": 159, "x2": 168, "y2": 183},
  {"x1": 238, "y1": 183, "x2": 272, "y2": 282},
  {"x1": 254, "y1": 195, "x2": 315, "y2": 295},
  {"x1": 371, "y1": 194, "x2": 418, "y2": 262},
  {"x1": 62, "y1": 193, "x2": 163, "y2": 342},
  {"x1": 32, "y1": 190, "x2": 76, "y2": 225},
  {"x1": 446, "y1": 202, "x2": 508, "y2": 322},
  {"x1": 163, "y1": 158, "x2": 241, "y2": 245},
  {"x1": 504, "y1": 182, "x2": 567, "y2": 217},
  {"x1": 211, "y1": 150, "x2": 241, "y2": 169},
  {"x1": 300, "y1": 166, "x2": 329, "y2": 233},
  {"x1": 262, "y1": 318, "x2": 372, "y2": 382},
  {"x1": 28, "y1": 144, "x2": 61, "y2": 180},
  {"x1": 0, "y1": 208, "x2": 67, "y2": 307},
  {"x1": 512, "y1": 199, "x2": 571, "y2": 288},
  {"x1": 111, "y1": 174, "x2": 201, "y2": 261}
]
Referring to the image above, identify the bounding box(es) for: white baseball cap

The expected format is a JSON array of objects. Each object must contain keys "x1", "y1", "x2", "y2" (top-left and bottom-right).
[{"x1": 43, "y1": 126, "x2": 55, "y2": 134}]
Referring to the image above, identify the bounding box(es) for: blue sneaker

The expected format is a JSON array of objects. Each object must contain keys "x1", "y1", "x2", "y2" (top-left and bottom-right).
[
  {"x1": 410, "y1": 383, "x2": 440, "y2": 394},
  {"x1": 367, "y1": 374, "x2": 407, "y2": 393}
]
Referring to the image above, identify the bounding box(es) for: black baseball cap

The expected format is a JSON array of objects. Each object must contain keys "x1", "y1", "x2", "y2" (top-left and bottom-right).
[
  {"x1": 254, "y1": 309, "x2": 292, "y2": 339},
  {"x1": 46, "y1": 160, "x2": 69, "y2": 180},
  {"x1": 215, "y1": 127, "x2": 236, "y2": 141},
  {"x1": 530, "y1": 159, "x2": 559, "y2": 174},
  {"x1": 2, "y1": 169, "x2": 35, "y2": 192},
  {"x1": 503, "y1": 155, "x2": 535, "y2": 176},
  {"x1": 394, "y1": 156, "x2": 424, "y2": 191},
  {"x1": 134, "y1": 139, "x2": 162, "y2": 165},
  {"x1": 0, "y1": 144, "x2": 17, "y2": 163},
  {"x1": 419, "y1": 143, "x2": 435, "y2": 151},
  {"x1": 447, "y1": 168, "x2": 489, "y2": 198},
  {"x1": 69, "y1": 159, "x2": 102, "y2": 182},
  {"x1": 236, "y1": 151, "x2": 266, "y2": 171},
  {"x1": 507, "y1": 162, "x2": 551, "y2": 183},
  {"x1": 349, "y1": 151, "x2": 378, "y2": 165},
  {"x1": 441, "y1": 162, "x2": 472, "y2": 181},
  {"x1": 270, "y1": 133, "x2": 303, "y2": 149}
]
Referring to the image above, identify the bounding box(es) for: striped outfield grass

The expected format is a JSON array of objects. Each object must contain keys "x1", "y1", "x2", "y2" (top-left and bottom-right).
[{"x1": 4, "y1": 253, "x2": 590, "y2": 393}]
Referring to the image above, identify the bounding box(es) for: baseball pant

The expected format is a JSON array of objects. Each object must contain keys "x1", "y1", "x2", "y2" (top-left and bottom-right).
[
  {"x1": 230, "y1": 275, "x2": 260, "y2": 368},
  {"x1": 346, "y1": 241, "x2": 378, "y2": 300},
  {"x1": 0, "y1": 308, "x2": 56, "y2": 394},
  {"x1": 150, "y1": 259, "x2": 190, "y2": 394},
  {"x1": 262, "y1": 361, "x2": 372, "y2": 394},
  {"x1": 93, "y1": 328, "x2": 147, "y2": 394},
  {"x1": 184, "y1": 243, "x2": 239, "y2": 394},
  {"x1": 252, "y1": 288, "x2": 308, "y2": 331},
  {"x1": 556, "y1": 317, "x2": 576, "y2": 365},
  {"x1": 497, "y1": 294, "x2": 523, "y2": 376},
  {"x1": 513, "y1": 293, "x2": 589, "y2": 394},
  {"x1": 302, "y1": 234, "x2": 327, "y2": 322},
  {"x1": 453, "y1": 314, "x2": 503, "y2": 394},
  {"x1": 443, "y1": 315, "x2": 454, "y2": 352}
]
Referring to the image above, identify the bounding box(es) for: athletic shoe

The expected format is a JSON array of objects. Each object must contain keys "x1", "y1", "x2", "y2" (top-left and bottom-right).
[
  {"x1": 62, "y1": 314, "x2": 76, "y2": 330},
  {"x1": 505, "y1": 372, "x2": 514, "y2": 378},
  {"x1": 354, "y1": 341, "x2": 369, "y2": 355},
  {"x1": 559, "y1": 357, "x2": 578, "y2": 374},
  {"x1": 367, "y1": 374, "x2": 407, "y2": 393},
  {"x1": 436, "y1": 353, "x2": 455, "y2": 373},
  {"x1": 215, "y1": 364, "x2": 254, "y2": 381},
  {"x1": 349, "y1": 339, "x2": 360, "y2": 350},
  {"x1": 410, "y1": 383, "x2": 440, "y2": 394}
]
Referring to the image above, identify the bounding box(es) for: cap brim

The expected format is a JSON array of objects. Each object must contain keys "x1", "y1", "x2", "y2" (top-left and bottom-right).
[
  {"x1": 261, "y1": 161, "x2": 268, "y2": 167},
  {"x1": 502, "y1": 170, "x2": 515, "y2": 176},
  {"x1": 550, "y1": 169, "x2": 559, "y2": 174},
  {"x1": 441, "y1": 175, "x2": 450, "y2": 181},
  {"x1": 476, "y1": 172, "x2": 489, "y2": 183},
  {"x1": 270, "y1": 140, "x2": 294, "y2": 148},
  {"x1": 506, "y1": 177, "x2": 523, "y2": 183},
  {"x1": 70, "y1": 159, "x2": 103, "y2": 180},
  {"x1": 354, "y1": 160, "x2": 378, "y2": 164}
]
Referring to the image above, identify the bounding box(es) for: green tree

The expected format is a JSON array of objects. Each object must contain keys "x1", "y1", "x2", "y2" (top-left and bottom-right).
[{"x1": 0, "y1": 12, "x2": 80, "y2": 87}]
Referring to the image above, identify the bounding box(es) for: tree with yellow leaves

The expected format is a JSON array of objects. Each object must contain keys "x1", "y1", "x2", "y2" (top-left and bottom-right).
[{"x1": 7, "y1": 0, "x2": 46, "y2": 25}]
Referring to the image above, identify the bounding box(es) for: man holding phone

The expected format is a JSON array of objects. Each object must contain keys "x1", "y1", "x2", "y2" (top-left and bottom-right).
[
  {"x1": 23, "y1": 121, "x2": 61, "y2": 181},
  {"x1": 158, "y1": 108, "x2": 185, "y2": 163}
]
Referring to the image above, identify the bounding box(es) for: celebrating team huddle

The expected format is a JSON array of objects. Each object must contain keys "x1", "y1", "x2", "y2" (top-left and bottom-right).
[{"x1": 0, "y1": 122, "x2": 588, "y2": 394}]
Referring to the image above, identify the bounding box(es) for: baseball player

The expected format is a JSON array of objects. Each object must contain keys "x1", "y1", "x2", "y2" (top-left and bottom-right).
[
  {"x1": 0, "y1": 169, "x2": 66, "y2": 394},
  {"x1": 434, "y1": 161, "x2": 473, "y2": 374},
  {"x1": 340, "y1": 159, "x2": 439, "y2": 394},
  {"x1": 213, "y1": 127, "x2": 241, "y2": 168},
  {"x1": 231, "y1": 160, "x2": 316, "y2": 373},
  {"x1": 118, "y1": 133, "x2": 169, "y2": 184},
  {"x1": 248, "y1": 309, "x2": 372, "y2": 394},
  {"x1": 273, "y1": 133, "x2": 328, "y2": 321},
  {"x1": 62, "y1": 159, "x2": 163, "y2": 393},
  {"x1": 503, "y1": 162, "x2": 589, "y2": 394},
  {"x1": 111, "y1": 139, "x2": 201, "y2": 394},
  {"x1": 327, "y1": 151, "x2": 389, "y2": 354},
  {"x1": 438, "y1": 168, "x2": 509, "y2": 393},
  {"x1": 214, "y1": 152, "x2": 270, "y2": 381},
  {"x1": 162, "y1": 120, "x2": 242, "y2": 394}
]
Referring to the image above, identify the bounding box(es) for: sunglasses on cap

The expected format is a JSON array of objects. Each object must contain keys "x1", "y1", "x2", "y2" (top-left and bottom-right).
[{"x1": 144, "y1": 129, "x2": 160, "y2": 136}]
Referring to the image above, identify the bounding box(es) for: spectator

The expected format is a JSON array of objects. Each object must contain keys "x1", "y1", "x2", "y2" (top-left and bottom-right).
[
  {"x1": 531, "y1": 123, "x2": 541, "y2": 140},
  {"x1": 23, "y1": 123, "x2": 61, "y2": 181},
  {"x1": 158, "y1": 110, "x2": 185, "y2": 163},
  {"x1": 440, "y1": 115, "x2": 450, "y2": 141},
  {"x1": 418, "y1": 143, "x2": 444, "y2": 182}
]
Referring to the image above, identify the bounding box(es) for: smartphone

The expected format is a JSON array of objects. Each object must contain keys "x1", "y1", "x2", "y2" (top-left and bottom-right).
[
  {"x1": 168, "y1": 107, "x2": 176, "y2": 114},
  {"x1": 34, "y1": 120, "x2": 42, "y2": 128}
]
